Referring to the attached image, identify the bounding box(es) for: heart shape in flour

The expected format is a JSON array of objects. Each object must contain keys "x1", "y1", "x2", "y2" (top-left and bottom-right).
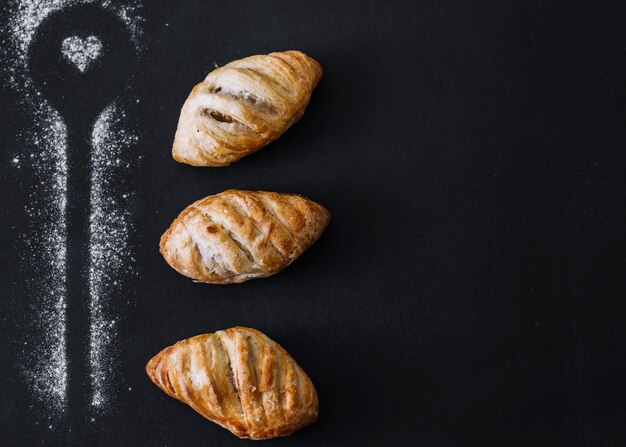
[{"x1": 61, "y1": 35, "x2": 103, "y2": 72}]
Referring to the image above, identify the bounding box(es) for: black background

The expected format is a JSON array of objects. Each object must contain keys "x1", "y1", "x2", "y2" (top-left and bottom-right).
[{"x1": 2, "y1": 1, "x2": 626, "y2": 445}]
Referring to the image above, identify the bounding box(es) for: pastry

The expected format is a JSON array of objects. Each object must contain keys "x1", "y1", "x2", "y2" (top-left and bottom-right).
[
  {"x1": 160, "y1": 190, "x2": 330, "y2": 284},
  {"x1": 146, "y1": 326, "x2": 319, "y2": 439},
  {"x1": 172, "y1": 50, "x2": 323, "y2": 166}
]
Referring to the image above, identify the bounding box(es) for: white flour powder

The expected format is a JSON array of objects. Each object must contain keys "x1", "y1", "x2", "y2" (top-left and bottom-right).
[
  {"x1": 61, "y1": 35, "x2": 103, "y2": 72},
  {"x1": 4, "y1": 0, "x2": 143, "y2": 418},
  {"x1": 89, "y1": 102, "x2": 138, "y2": 410},
  {"x1": 19, "y1": 110, "x2": 68, "y2": 416}
]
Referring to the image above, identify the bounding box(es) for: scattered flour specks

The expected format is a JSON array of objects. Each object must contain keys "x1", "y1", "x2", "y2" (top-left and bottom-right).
[
  {"x1": 101, "y1": 0, "x2": 145, "y2": 47},
  {"x1": 89, "y1": 102, "x2": 138, "y2": 410},
  {"x1": 19, "y1": 110, "x2": 68, "y2": 417},
  {"x1": 4, "y1": 0, "x2": 144, "y2": 89},
  {"x1": 3, "y1": 0, "x2": 143, "y2": 418},
  {"x1": 3, "y1": 0, "x2": 73, "y2": 410},
  {"x1": 61, "y1": 35, "x2": 102, "y2": 72}
]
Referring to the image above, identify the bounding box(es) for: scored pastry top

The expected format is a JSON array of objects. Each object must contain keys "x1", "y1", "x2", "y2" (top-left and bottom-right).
[
  {"x1": 160, "y1": 190, "x2": 331, "y2": 284},
  {"x1": 173, "y1": 50, "x2": 323, "y2": 167},
  {"x1": 146, "y1": 326, "x2": 319, "y2": 440}
]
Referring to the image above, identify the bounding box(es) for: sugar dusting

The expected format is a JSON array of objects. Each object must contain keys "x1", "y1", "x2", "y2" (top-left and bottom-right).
[
  {"x1": 4, "y1": 0, "x2": 142, "y2": 417},
  {"x1": 89, "y1": 102, "x2": 138, "y2": 410}
]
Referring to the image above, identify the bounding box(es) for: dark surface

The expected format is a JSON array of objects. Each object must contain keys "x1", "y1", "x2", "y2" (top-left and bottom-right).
[
  {"x1": 28, "y1": 5, "x2": 138, "y2": 434},
  {"x1": 1, "y1": 1, "x2": 626, "y2": 445}
]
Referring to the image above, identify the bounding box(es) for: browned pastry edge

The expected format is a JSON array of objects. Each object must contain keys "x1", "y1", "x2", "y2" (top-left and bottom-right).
[
  {"x1": 146, "y1": 326, "x2": 319, "y2": 439},
  {"x1": 172, "y1": 50, "x2": 323, "y2": 167},
  {"x1": 159, "y1": 190, "x2": 331, "y2": 284}
]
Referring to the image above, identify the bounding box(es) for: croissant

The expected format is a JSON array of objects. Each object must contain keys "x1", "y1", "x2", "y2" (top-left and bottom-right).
[
  {"x1": 172, "y1": 50, "x2": 323, "y2": 167},
  {"x1": 146, "y1": 327, "x2": 318, "y2": 439},
  {"x1": 160, "y1": 190, "x2": 330, "y2": 284}
]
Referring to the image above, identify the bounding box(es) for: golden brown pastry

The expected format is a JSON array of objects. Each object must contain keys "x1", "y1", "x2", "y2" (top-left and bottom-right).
[
  {"x1": 160, "y1": 190, "x2": 330, "y2": 284},
  {"x1": 146, "y1": 326, "x2": 319, "y2": 439},
  {"x1": 172, "y1": 50, "x2": 323, "y2": 167}
]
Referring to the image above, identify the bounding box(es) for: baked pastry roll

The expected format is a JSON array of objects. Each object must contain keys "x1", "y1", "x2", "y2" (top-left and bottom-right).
[
  {"x1": 160, "y1": 190, "x2": 330, "y2": 284},
  {"x1": 172, "y1": 50, "x2": 323, "y2": 166},
  {"x1": 146, "y1": 326, "x2": 318, "y2": 439}
]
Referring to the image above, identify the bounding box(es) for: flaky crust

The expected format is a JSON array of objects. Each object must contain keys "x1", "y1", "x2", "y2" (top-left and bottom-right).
[
  {"x1": 160, "y1": 190, "x2": 331, "y2": 284},
  {"x1": 146, "y1": 327, "x2": 318, "y2": 440},
  {"x1": 172, "y1": 50, "x2": 323, "y2": 167}
]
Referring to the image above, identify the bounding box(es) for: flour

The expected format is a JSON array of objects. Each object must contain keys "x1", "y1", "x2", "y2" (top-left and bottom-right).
[
  {"x1": 102, "y1": 0, "x2": 145, "y2": 45},
  {"x1": 89, "y1": 102, "x2": 138, "y2": 410},
  {"x1": 61, "y1": 35, "x2": 102, "y2": 72},
  {"x1": 4, "y1": 0, "x2": 143, "y2": 418},
  {"x1": 19, "y1": 110, "x2": 68, "y2": 417},
  {"x1": 5, "y1": 0, "x2": 143, "y2": 89},
  {"x1": 3, "y1": 0, "x2": 72, "y2": 407}
]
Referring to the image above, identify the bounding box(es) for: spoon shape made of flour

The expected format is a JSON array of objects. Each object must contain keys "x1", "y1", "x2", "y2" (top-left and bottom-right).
[{"x1": 27, "y1": 3, "x2": 135, "y2": 436}]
